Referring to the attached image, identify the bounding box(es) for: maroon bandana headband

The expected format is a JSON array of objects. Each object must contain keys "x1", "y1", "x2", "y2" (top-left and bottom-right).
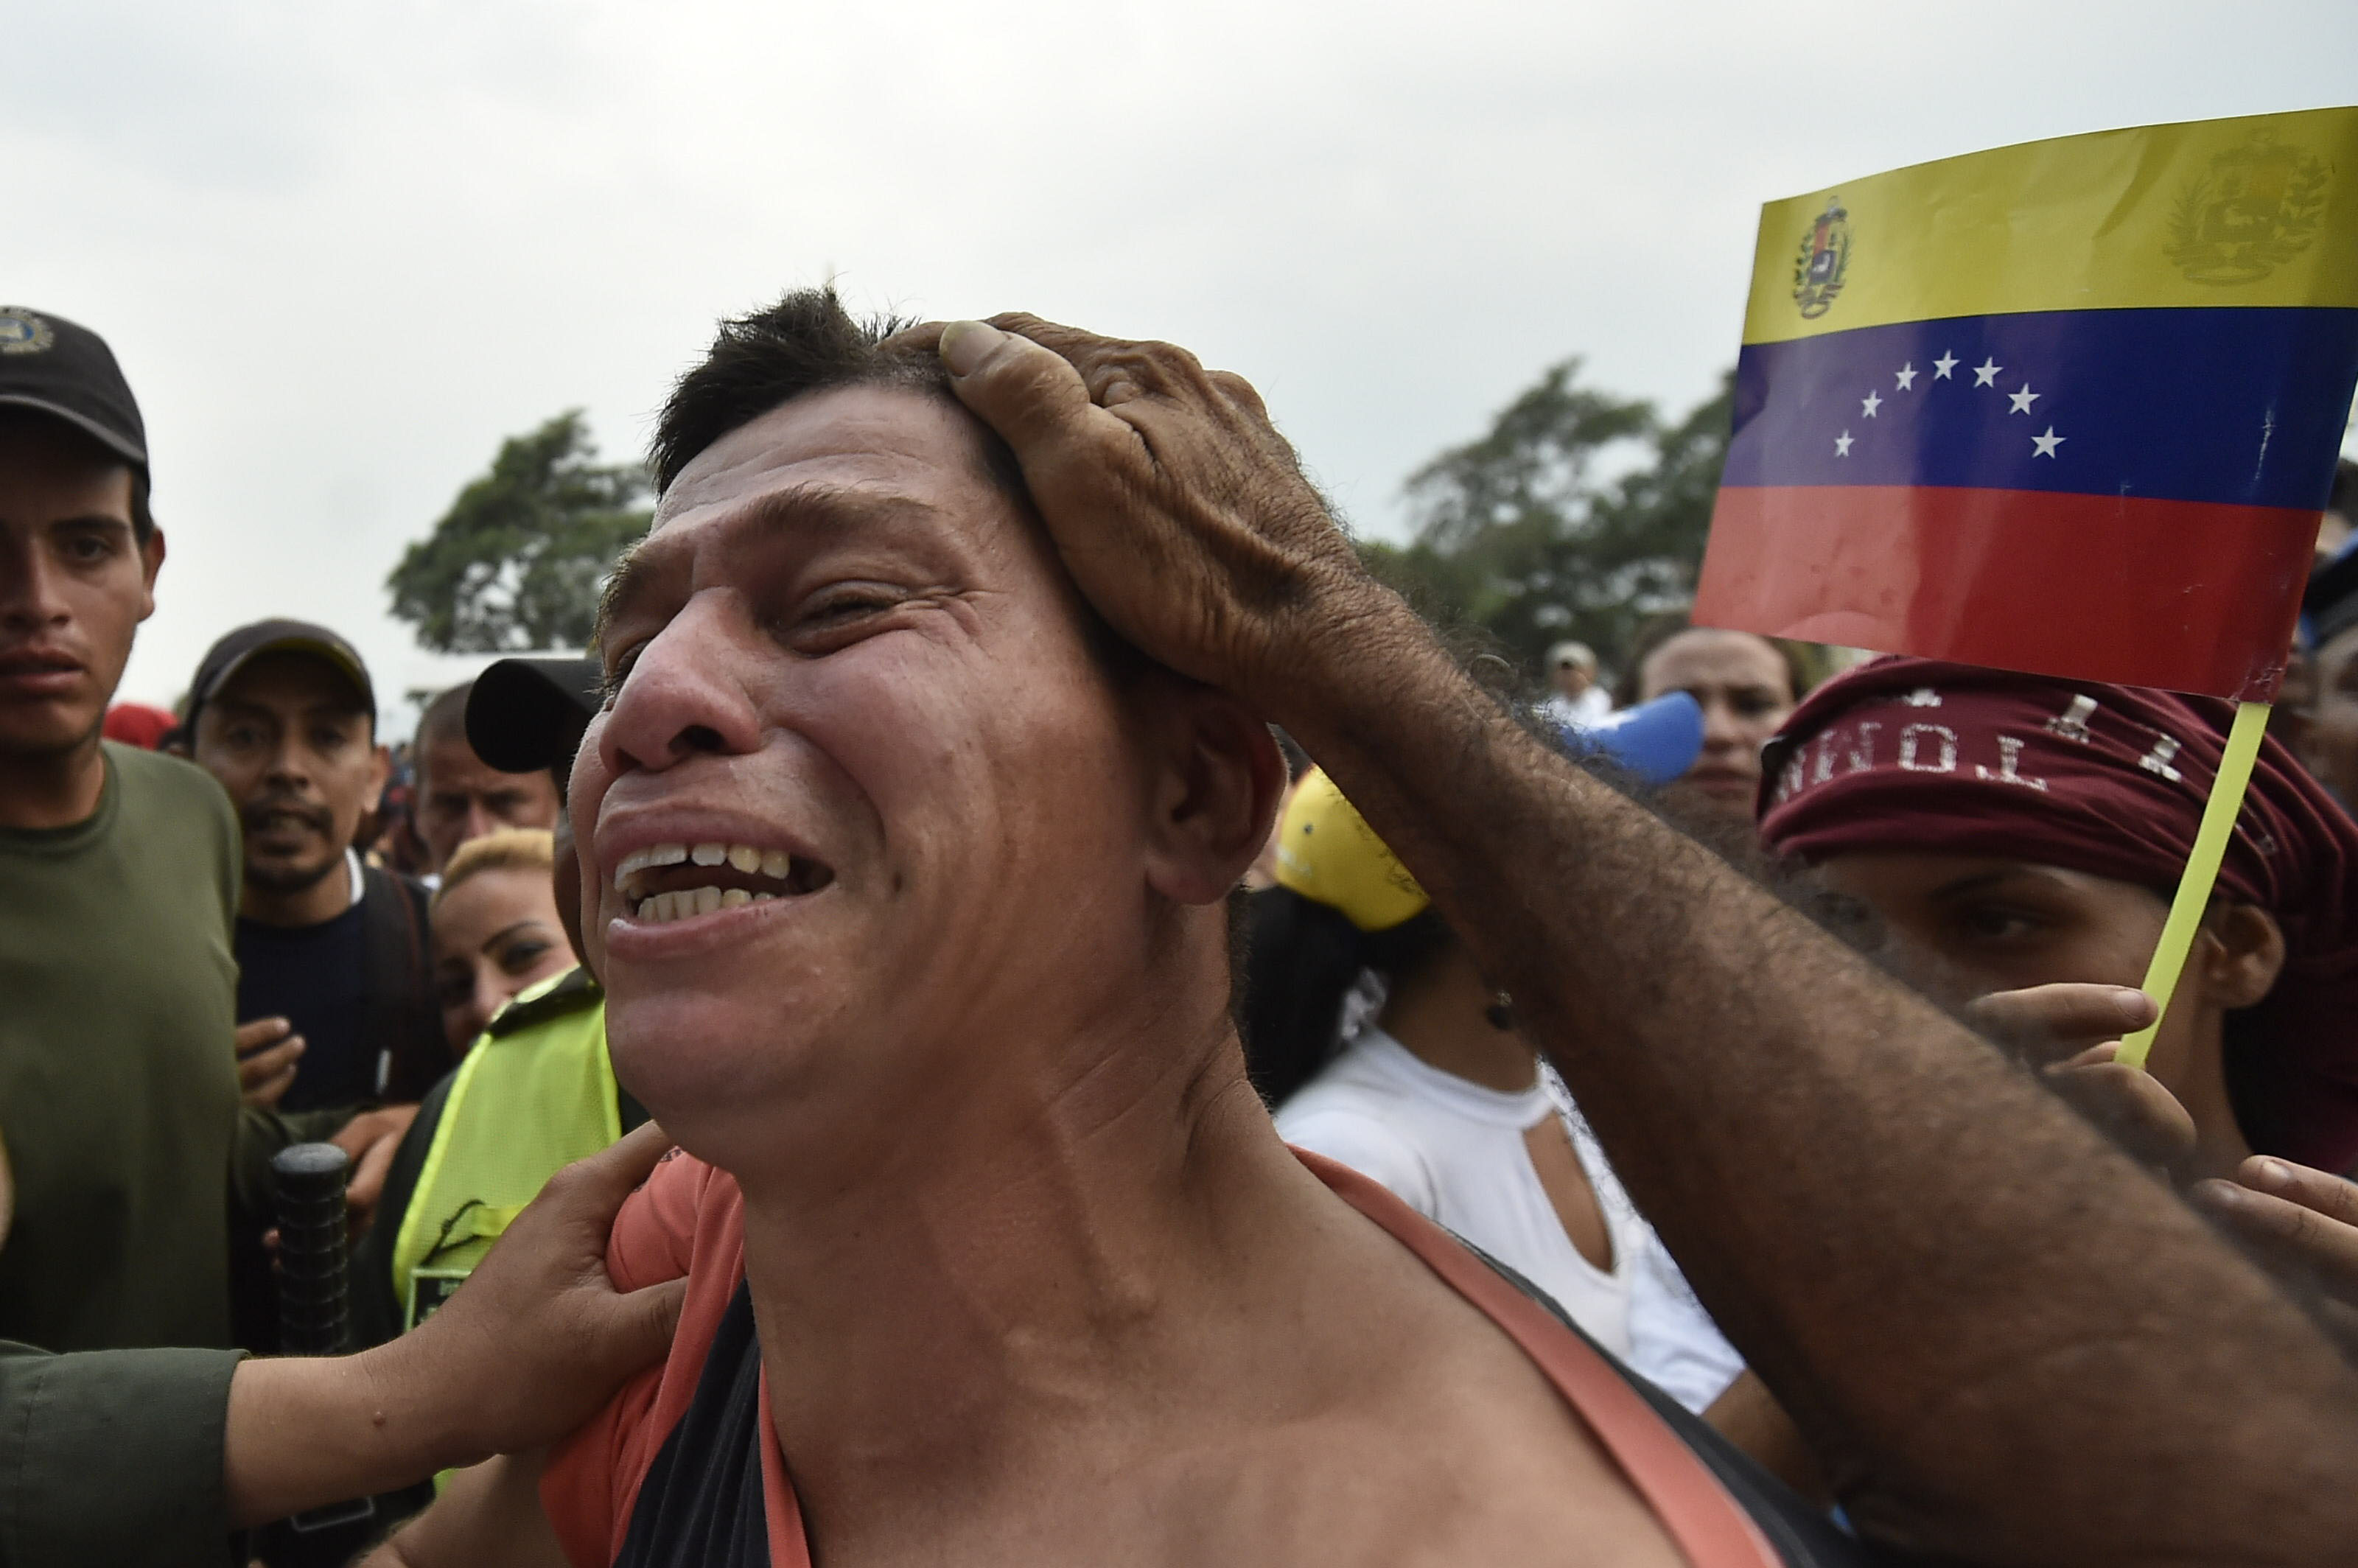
[{"x1": 1757, "y1": 655, "x2": 2358, "y2": 1172}]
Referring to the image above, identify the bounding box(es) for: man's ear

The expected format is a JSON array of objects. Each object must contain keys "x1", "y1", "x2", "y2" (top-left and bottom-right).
[
  {"x1": 363, "y1": 741, "x2": 391, "y2": 816},
  {"x1": 137, "y1": 526, "x2": 164, "y2": 621},
  {"x1": 2195, "y1": 903, "x2": 2286, "y2": 1012},
  {"x1": 1138, "y1": 675, "x2": 1285, "y2": 906}
]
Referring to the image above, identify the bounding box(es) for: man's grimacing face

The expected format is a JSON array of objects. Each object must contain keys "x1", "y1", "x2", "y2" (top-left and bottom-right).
[{"x1": 575, "y1": 385, "x2": 1181, "y2": 1161}]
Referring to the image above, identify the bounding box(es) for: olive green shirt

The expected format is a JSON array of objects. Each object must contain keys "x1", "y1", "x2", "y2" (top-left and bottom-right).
[
  {"x1": 0, "y1": 743, "x2": 246, "y2": 1351},
  {"x1": 0, "y1": 1338, "x2": 241, "y2": 1567}
]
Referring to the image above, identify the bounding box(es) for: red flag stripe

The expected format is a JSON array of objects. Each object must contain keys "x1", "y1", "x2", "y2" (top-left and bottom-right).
[{"x1": 1695, "y1": 486, "x2": 2318, "y2": 701}]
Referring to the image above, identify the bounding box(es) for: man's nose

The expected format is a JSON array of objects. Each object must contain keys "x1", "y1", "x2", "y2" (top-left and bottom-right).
[
  {"x1": 461, "y1": 800, "x2": 499, "y2": 845},
  {"x1": 0, "y1": 539, "x2": 67, "y2": 631},
  {"x1": 1698, "y1": 697, "x2": 1743, "y2": 749},
  {"x1": 264, "y1": 735, "x2": 313, "y2": 787},
  {"x1": 598, "y1": 598, "x2": 765, "y2": 777}
]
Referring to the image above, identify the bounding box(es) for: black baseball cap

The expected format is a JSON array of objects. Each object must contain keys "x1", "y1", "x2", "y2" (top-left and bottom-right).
[
  {"x1": 0, "y1": 307, "x2": 147, "y2": 478},
  {"x1": 186, "y1": 620, "x2": 376, "y2": 734},
  {"x1": 466, "y1": 657, "x2": 602, "y2": 777}
]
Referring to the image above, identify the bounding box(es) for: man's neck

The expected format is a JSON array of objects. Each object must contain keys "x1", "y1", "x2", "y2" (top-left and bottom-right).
[
  {"x1": 734, "y1": 1004, "x2": 1324, "y2": 1536},
  {"x1": 242, "y1": 853, "x2": 357, "y2": 928},
  {"x1": 0, "y1": 732, "x2": 108, "y2": 831}
]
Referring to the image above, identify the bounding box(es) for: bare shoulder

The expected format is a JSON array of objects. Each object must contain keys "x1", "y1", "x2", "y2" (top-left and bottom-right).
[
  {"x1": 1167, "y1": 1219, "x2": 1691, "y2": 1567},
  {"x1": 1139, "y1": 1356, "x2": 1688, "y2": 1567},
  {"x1": 1287, "y1": 1330, "x2": 1684, "y2": 1566}
]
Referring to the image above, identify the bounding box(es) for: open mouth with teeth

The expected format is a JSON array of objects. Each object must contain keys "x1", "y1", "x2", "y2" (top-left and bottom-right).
[{"x1": 615, "y1": 841, "x2": 836, "y2": 924}]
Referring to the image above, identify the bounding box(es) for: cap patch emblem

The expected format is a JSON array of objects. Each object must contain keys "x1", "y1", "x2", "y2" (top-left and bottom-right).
[{"x1": 0, "y1": 309, "x2": 55, "y2": 355}]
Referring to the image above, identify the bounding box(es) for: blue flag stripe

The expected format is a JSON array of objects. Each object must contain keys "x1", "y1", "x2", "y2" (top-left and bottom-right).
[{"x1": 1721, "y1": 307, "x2": 2358, "y2": 511}]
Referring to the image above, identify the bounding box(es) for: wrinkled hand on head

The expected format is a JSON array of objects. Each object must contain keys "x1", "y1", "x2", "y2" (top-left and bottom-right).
[{"x1": 889, "y1": 315, "x2": 1378, "y2": 712}]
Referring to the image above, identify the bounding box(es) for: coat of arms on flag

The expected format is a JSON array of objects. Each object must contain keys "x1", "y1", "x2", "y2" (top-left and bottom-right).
[
  {"x1": 2167, "y1": 128, "x2": 2333, "y2": 286},
  {"x1": 1792, "y1": 197, "x2": 1852, "y2": 319}
]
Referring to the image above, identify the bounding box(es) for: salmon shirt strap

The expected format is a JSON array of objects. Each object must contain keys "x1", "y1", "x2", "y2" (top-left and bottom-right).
[{"x1": 1296, "y1": 1149, "x2": 1785, "y2": 1568}]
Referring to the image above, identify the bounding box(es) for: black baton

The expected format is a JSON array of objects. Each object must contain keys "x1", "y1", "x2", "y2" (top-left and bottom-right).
[{"x1": 270, "y1": 1143, "x2": 377, "y2": 1533}]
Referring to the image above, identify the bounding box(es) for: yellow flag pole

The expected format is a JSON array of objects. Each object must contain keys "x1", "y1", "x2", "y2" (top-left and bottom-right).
[{"x1": 2115, "y1": 699, "x2": 2273, "y2": 1071}]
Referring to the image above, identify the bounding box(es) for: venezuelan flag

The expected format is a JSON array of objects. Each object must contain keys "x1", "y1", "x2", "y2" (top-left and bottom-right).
[{"x1": 1694, "y1": 107, "x2": 2358, "y2": 700}]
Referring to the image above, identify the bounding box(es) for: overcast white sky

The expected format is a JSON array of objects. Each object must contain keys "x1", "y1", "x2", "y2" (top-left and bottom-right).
[{"x1": 12, "y1": 0, "x2": 2354, "y2": 734}]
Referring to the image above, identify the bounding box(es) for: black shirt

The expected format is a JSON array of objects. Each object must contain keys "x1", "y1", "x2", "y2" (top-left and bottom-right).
[{"x1": 235, "y1": 897, "x2": 374, "y2": 1113}]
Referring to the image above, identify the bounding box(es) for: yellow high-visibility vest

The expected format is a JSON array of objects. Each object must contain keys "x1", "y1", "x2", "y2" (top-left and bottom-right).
[{"x1": 388, "y1": 969, "x2": 618, "y2": 1330}]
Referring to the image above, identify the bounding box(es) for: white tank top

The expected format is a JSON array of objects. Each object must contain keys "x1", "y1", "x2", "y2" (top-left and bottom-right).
[{"x1": 1277, "y1": 1028, "x2": 1741, "y2": 1409}]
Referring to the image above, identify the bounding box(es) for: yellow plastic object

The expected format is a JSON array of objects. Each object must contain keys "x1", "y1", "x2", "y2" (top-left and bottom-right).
[
  {"x1": 1271, "y1": 769, "x2": 1431, "y2": 934},
  {"x1": 2116, "y1": 700, "x2": 2273, "y2": 1071}
]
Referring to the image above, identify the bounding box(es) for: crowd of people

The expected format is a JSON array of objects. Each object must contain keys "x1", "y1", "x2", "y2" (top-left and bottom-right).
[{"x1": 4, "y1": 293, "x2": 2358, "y2": 1567}]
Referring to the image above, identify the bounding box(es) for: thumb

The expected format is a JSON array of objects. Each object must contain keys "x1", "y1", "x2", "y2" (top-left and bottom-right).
[
  {"x1": 604, "y1": 1277, "x2": 688, "y2": 1371},
  {"x1": 937, "y1": 320, "x2": 1128, "y2": 468},
  {"x1": 567, "y1": 1120, "x2": 675, "y2": 1213}
]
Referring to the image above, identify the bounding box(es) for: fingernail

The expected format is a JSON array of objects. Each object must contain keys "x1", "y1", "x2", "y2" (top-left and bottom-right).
[
  {"x1": 2247, "y1": 1158, "x2": 2291, "y2": 1191},
  {"x1": 939, "y1": 319, "x2": 1004, "y2": 377},
  {"x1": 2114, "y1": 988, "x2": 2157, "y2": 1026}
]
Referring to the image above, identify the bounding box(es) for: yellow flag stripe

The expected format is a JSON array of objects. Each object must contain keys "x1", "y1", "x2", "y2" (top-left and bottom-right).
[{"x1": 1745, "y1": 107, "x2": 2358, "y2": 344}]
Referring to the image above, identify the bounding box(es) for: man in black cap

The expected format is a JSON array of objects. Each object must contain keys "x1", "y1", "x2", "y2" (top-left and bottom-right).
[
  {"x1": 185, "y1": 619, "x2": 450, "y2": 1117},
  {"x1": 0, "y1": 304, "x2": 273, "y2": 1353},
  {"x1": 182, "y1": 621, "x2": 452, "y2": 1368},
  {"x1": 410, "y1": 676, "x2": 567, "y2": 875}
]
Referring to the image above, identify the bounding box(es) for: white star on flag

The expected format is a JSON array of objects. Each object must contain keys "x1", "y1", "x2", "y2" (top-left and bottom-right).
[
  {"x1": 1973, "y1": 358, "x2": 2002, "y2": 387},
  {"x1": 1932, "y1": 351, "x2": 1959, "y2": 379},
  {"x1": 1895, "y1": 363, "x2": 1917, "y2": 390},
  {"x1": 1861, "y1": 391, "x2": 1882, "y2": 418},
  {"x1": 2008, "y1": 383, "x2": 2040, "y2": 415},
  {"x1": 1835, "y1": 430, "x2": 1854, "y2": 457},
  {"x1": 2032, "y1": 427, "x2": 2065, "y2": 458}
]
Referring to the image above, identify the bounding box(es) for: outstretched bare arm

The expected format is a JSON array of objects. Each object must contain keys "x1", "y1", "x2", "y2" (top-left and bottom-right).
[
  {"x1": 919, "y1": 314, "x2": 2358, "y2": 1567},
  {"x1": 226, "y1": 1122, "x2": 682, "y2": 1527}
]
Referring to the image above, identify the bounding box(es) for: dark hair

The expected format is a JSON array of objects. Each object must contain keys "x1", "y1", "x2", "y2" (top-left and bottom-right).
[
  {"x1": 1238, "y1": 889, "x2": 1451, "y2": 1107},
  {"x1": 653, "y1": 287, "x2": 1021, "y2": 499},
  {"x1": 1611, "y1": 610, "x2": 1814, "y2": 710},
  {"x1": 130, "y1": 472, "x2": 154, "y2": 546},
  {"x1": 413, "y1": 682, "x2": 473, "y2": 786}
]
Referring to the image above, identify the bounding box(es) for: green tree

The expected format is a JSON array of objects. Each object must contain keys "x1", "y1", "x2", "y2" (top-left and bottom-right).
[
  {"x1": 388, "y1": 410, "x2": 652, "y2": 653},
  {"x1": 1391, "y1": 361, "x2": 1734, "y2": 681}
]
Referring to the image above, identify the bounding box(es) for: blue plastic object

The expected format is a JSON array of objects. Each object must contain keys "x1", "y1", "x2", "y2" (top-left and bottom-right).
[{"x1": 1560, "y1": 690, "x2": 1704, "y2": 788}]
